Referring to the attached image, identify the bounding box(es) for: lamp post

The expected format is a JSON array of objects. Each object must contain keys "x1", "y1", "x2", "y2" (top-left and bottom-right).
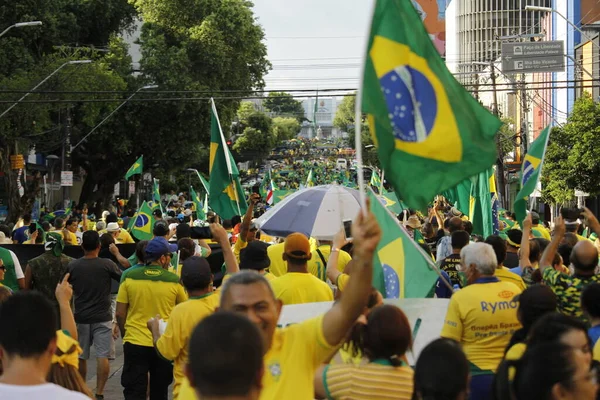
[
  {"x1": 71, "y1": 84, "x2": 158, "y2": 151},
  {"x1": 0, "y1": 21, "x2": 42, "y2": 38},
  {"x1": 46, "y1": 155, "x2": 59, "y2": 209},
  {"x1": 0, "y1": 59, "x2": 91, "y2": 118},
  {"x1": 525, "y1": 5, "x2": 600, "y2": 52}
]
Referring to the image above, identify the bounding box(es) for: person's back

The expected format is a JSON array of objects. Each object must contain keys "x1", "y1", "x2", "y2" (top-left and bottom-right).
[
  {"x1": 0, "y1": 292, "x2": 88, "y2": 400},
  {"x1": 307, "y1": 243, "x2": 351, "y2": 281},
  {"x1": 439, "y1": 230, "x2": 470, "y2": 288},
  {"x1": 267, "y1": 241, "x2": 286, "y2": 276},
  {"x1": 436, "y1": 217, "x2": 464, "y2": 262},
  {"x1": 270, "y1": 272, "x2": 333, "y2": 305}
]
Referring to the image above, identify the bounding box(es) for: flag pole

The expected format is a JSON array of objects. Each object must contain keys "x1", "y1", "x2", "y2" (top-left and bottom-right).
[
  {"x1": 527, "y1": 125, "x2": 551, "y2": 213},
  {"x1": 380, "y1": 169, "x2": 385, "y2": 195},
  {"x1": 354, "y1": 1, "x2": 376, "y2": 212}
]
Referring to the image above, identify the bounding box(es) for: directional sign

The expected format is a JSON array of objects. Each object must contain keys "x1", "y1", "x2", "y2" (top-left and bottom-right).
[{"x1": 501, "y1": 41, "x2": 565, "y2": 73}]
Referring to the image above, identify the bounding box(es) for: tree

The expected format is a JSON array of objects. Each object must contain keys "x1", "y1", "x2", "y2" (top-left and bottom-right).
[
  {"x1": 233, "y1": 127, "x2": 276, "y2": 160},
  {"x1": 237, "y1": 102, "x2": 257, "y2": 125},
  {"x1": 333, "y1": 95, "x2": 357, "y2": 132},
  {"x1": 541, "y1": 126, "x2": 574, "y2": 205},
  {"x1": 263, "y1": 92, "x2": 305, "y2": 121},
  {"x1": 272, "y1": 117, "x2": 300, "y2": 142}
]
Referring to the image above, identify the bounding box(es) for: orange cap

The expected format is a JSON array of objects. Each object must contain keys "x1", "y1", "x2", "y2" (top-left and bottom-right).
[{"x1": 284, "y1": 233, "x2": 311, "y2": 260}]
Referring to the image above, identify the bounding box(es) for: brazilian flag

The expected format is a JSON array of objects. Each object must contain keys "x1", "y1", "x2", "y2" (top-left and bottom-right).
[
  {"x1": 128, "y1": 201, "x2": 154, "y2": 241},
  {"x1": 514, "y1": 125, "x2": 550, "y2": 226},
  {"x1": 190, "y1": 186, "x2": 206, "y2": 220},
  {"x1": 125, "y1": 156, "x2": 143, "y2": 180},
  {"x1": 362, "y1": 0, "x2": 502, "y2": 211}
]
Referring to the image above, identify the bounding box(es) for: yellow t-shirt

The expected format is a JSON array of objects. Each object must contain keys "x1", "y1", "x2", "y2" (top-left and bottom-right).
[
  {"x1": 117, "y1": 229, "x2": 135, "y2": 244},
  {"x1": 156, "y1": 292, "x2": 220, "y2": 399},
  {"x1": 263, "y1": 271, "x2": 276, "y2": 281},
  {"x1": 270, "y1": 272, "x2": 333, "y2": 305},
  {"x1": 51, "y1": 229, "x2": 78, "y2": 245},
  {"x1": 323, "y1": 361, "x2": 414, "y2": 400},
  {"x1": 267, "y1": 242, "x2": 286, "y2": 277},
  {"x1": 532, "y1": 225, "x2": 551, "y2": 241},
  {"x1": 116, "y1": 265, "x2": 187, "y2": 347},
  {"x1": 307, "y1": 245, "x2": 352, "y2": 281},
  {"x1": 336, "y1": 273, "x2": 350, "y2": 292},
  {"x1": 177, "y1": 315, "x2": 337, "y2": 400},
  {"x1": 495, "y1": 267, "x2": 526, "y2": 292},
  {"x1": 234, "y1": 237, "x2": 248, "y2": 264},
  {"x1": 505, "y1": 342, "x2": 527, "y2": 361},
  {"x1": 441, "y1": 278, "x2": 522, "y2": 372}
]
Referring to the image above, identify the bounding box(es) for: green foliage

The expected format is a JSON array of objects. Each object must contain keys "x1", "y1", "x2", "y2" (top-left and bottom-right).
[
  {"x1": 498, "y1": 118, "x2": 517, "y2": 159},
  {"x1": 237, "y1": 102, "x2": 257, "y2": 124},
  {"x1": 335, "y1": 94, "x2": 378, "y2": 168},
  {"x1": 233, "y1": 127, "x2": 276, "y2": 158},
  {"x1": 272, "y1": 117, "x2": 300, "y2": 142},
  {"x1": 333, "y1": 95, "x2": 356, "y2": 132},
  {"x1": 541, "y1": 127, "x2": 574, "y2": 205},
  {"x1": 263, "y1": 92, "x2": 305, "y2": 121}
]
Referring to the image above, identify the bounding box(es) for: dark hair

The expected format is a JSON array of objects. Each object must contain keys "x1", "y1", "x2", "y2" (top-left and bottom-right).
[
  {"x1": 0, "y1": 292, "x2": 57, "y2": 357},
  {"x1": 231, "y1": 215, "x2": 242, "y2": 227},
  {"x1": 105, "y1": 213, "x2": 118, "y2": 224},
  {"x1": 66, "y1": 218, "x2": 77, "y2": 227},
  {"x1": 485, "y1": 235, "x2": 507, "y2": 265},
  {"x1": 176, "y1": 223, "x2": 191, "y2": 239},
  {"x1": 451, "y1": 230, "x2": 470, "y2": 250},
  {"x1": 178, "y1": 238, "x2": 196, "y2": 262},
  {"x1": 100, "y1": 233, "x2": 115, "y2": 249},
  {"x1": 527, "y1": 312, "x2": 589, "y2": 349},
  {"x1": 561, "y1": 233, "x2": 578, "y2": 247},
  {"x1": 413, "y1": 338, "x2": 468, "y2": 400},
  {"x1": 153, "y1": 209, "x2": 163, "y2": 219},
  {"x1": 533, "y1": 238, "x2": 550, "y2": 255},
  {"x1": 359, "y1": 304, "x2": 411, "y2": 366},
  {"x1": 127, "y1": 209, "x2": 136, "y2": 218},
  {"x1": 82, "y1": 231, "x2": 100, "y2": 252},
  {"x1": 220, "y1": 270, "x2": 276, "y2": 308},
  {"x1": 22, "y1": 213, "x2": 32, "y2": 223},
  {"x1": 54, "y1": 217, "x2": 65, "y2": 229},
  {"x1": 557, "y1": 244, "x2": 573, "y2": 268},
  {"x1": 462, "y1": 220, "x2": 473, "y2": 235},
  {"x1": 222, "y1": 219, "x2": 233, "y2": 230},
  {"x1": 448, "y1": 217, "x2": 464, "y2": 233},
  {"x1": 582, "y1": 283, "x2": 600, "y2": 319},
  {"x1": 188, "y1": 312, "x2": 263, "y2": 397},
  {"x1": 343, "y1": 288, "x2": 382, "y2": 359},
  {"x1": 494, "y1": 342, "x2": 578, "y2": 400},
  {"x1": 286, "y1": 256, "x2": 308, "y2": 267},
  {"x1": 135, "y1": 240, "x2": 148, "y2": 264},
  {"x1": 528, "y1": 239, "x2": 541, "y2": 263},
  {"x1": 41, "y1": 221, "x2": 51, "y2": 232}
]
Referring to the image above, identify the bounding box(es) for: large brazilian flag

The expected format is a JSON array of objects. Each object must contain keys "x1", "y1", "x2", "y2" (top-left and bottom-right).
[{"x1": 362, "y1": 0, "x2": 502, "y2": 211}]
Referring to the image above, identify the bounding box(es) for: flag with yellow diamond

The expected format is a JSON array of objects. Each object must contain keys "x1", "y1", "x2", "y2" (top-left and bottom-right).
[
  {"x1": 208, "y1": 98, "x2": 248, "y2": 219},
  {"x1": 362, "y1": 0, "x2": 501, "y2": 211},
  {"x1": 125, "y1": 156, "x2": 143, "y2": 180},
  {"x1": 368, "y1": 188, "x2": 438, "y2": 298}
]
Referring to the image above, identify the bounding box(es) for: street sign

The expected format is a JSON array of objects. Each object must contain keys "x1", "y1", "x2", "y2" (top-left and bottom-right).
[
  {"x1": 9, "y1": 155, "x2": 24, "y2": 170},
  {"x1": 501, "y1": 41, "x2": 565, "y2": 73},
  {"x1": 60, "y1": 171, "x2": 73, "y2": 187}
]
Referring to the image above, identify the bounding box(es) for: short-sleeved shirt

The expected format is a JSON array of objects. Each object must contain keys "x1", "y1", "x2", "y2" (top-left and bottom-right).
[
  {"x1": 336, "y1": 273, "x2": 350, "y2": 291},
  {"x1": 436, "y1": 236, "x2": 453, "y2": 263},
  {"x1": 68, "y1": 257, "x2": 122, "y2": 324},
  {"x1": 543, "y1": 268, "x2": 600, "y2": 322},
  {"x1": 156, "y1": 292, "x2": 220, "y2": 399},
  {"x1": 28, "y1": 252, "x2": 73, "y2": 309},
  {"x1": 504, "y1": 252, "x2": 519, "y2": 269},
  {"x1": 117, "y1": 229, "x2": 135, "y2": 244},
  {"x1": 323, "y1": 360, "x2": 414, "y2": 400},
  {"x1": 12, "y1": 225, "x2": 29, "y2": 244},
  {"x1": 532, "y1": 225, "x2": 551, "y2": 240},
  {"x1": 308, "y1": 245, "x2": 352, "y2": 281},
  {"x1": 267, "y1": 242, "x2": 286, "y2": 277},
  {"x1": 233, "y1": 237, "x2": 248, "y2": 263},
  {"x1": 117, "y1": 265, "x2": 187, "y2": 347},
  {"x1": 270, "y1": 272, "x2": 333, "y2": 305},
  {"x1": 439, "y1": 254, "x2": 465, "y2": 288},
  {"x1": 435, "y1": 270, "x2": 453, "y2": 298},
  {"x1": 495, "y1": 267, "x2": 526, "y2": 291},
  {"x1": 441, "y1": 277, "x2": 522, "y2": 373}
]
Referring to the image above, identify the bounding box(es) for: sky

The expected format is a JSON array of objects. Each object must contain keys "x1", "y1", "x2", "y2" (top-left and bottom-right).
[{"x1": 251, "y1": 0, "x2": 374, "y2": 92}]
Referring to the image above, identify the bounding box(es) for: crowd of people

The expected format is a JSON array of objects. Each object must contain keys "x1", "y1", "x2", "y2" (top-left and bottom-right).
[{"x1": 1, "y1": 183, "x2": 600, "y2": 400}]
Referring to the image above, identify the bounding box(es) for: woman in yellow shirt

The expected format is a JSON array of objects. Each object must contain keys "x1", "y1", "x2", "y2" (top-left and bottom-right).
[{"x1": 314, "y1": 304, "x2": 414, "y2": 400}]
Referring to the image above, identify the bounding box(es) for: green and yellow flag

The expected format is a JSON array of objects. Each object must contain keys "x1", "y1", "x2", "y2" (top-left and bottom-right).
[
  {"x1": 190, "y1": 186, "x2": 206, "y2": 220},
  {"x1": 125, "y1": 156, "x2": 143, "y2": 180},
  {"x1": 514, "y1": 125, "x2": 550, "y2": 226},
  {"x1": 368, "y1": 188, "x2": 438, "y2": 298},
  {"x1": 128, "y1": 201, "x2": 154, "y2": 241},
  {"x1": 369, "y1": 169, "x2": 382, "y2": 189},
  {"x1": 362, "y1": 0, "x2": 501, "y2": 211},
  {"x1": 208, "y1": 98, "x2": 248, "y2": 219}
]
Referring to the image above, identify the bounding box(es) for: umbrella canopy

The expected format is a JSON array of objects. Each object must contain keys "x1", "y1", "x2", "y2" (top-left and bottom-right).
[{"x1": 255, "y1": 185, "x2": 362, "y2": 240}]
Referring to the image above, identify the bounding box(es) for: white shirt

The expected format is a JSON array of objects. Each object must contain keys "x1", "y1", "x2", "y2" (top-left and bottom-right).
[
  {"x1": 8, "y1": 249, "x2": 23, "y2": 279},
  {"x1": 0, "y1": 383, "x2": 89, "y2": 399}
]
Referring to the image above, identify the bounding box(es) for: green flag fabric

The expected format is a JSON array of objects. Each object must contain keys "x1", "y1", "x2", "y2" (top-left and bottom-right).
[
  {"x1": 195, "y1": 171, "x2": 210, "y2": 194},
  {"x1": 125, "y1": 156, "x2": 143, "y2": 180},
  {"x1": 514, "y1": 125, "x2": 550, "y2": 227},
  {"x1": 469, "y1": 169, "x2": 494, "y2": 238},
  {"x1": 190, "y1": 186, "x2": 206, "y2": 220},
  {"x1": 370, "y1": 169, "x2": 382, "y2": 189},
  {"x1": 306, "y1": 169, "x2": 314, "y2": 187},
  {"x1": 208, "y1": 99, "x2": 248, "y2": 220},
  {"x1": 361, "y1": 0, "x2": 501, "y2": 211},
  {"x1": 128, "y1": 201, "x2": 154, "y2": 241},
  {"x1": 368, "y1": 188, "x2": 439, "y2": 299},
  {"x1": 152, "y1": 178, "x2": 162, "y2": 211}
]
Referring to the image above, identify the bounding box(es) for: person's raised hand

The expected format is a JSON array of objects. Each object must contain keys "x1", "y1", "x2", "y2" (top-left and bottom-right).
[
  {"x1": 553, "y1": 215, "x2": 566, "y2": 237},
  {"x1": 333, "y1": 228, "x2": 350, "y2": 250},
  {"x1": 582, "y1": 207, "x2": 600, "y2": 233},
  {"x1": 250, "y1": 193, "x2": 260, "y2": 205},
  {"x1": 55, "y1": 273, "x2": 72, "y2": 305},
  {"x1": 523, "y1": 213, "x2": 533, "y2": 230},
  {"x1": 210, "y1": 223, "x2": 228, "y2": 245},
  {"x1": 351, "y1": 199, "x2": 382, "y2": 262}
]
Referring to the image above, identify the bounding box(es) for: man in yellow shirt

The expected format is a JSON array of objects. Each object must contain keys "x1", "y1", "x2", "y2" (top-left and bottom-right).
[
  {"x1": 233, "y1": 194, "x2": 260, "y2": 263},
  {"x1": 530, "y1": 211, "x2": 551, "y2": 241},
  {"x1": 116, "y1": 237, "x2": 187, "y2": 400},
  {"x1": 184, "y1": 312, "x2": 264, "y2": 400},
  {"x1": 240, "y1": 240, "x2": 276, "y2": 281},
  {"x1": 147, "y1": 224, "x2": 238, "y2": 399},
  {"x1": 178, "y1": 201, "x2": 383, "y2": 400},
  {"x1": 106, "y1": 213, "x2": 135, "y2": 244},
  {"x1": 308, "y1": 239, "x2": 351, "y2": 281},
  {"x1": 51, "y1": 217, "x2": 78, "y2": 245},
  {"x1": 270, "y1": 233, "x2": 333, "y2": 305},
  {"x1": 484, "y1": 235, "x2": 526, "y2": 291},
  {"x1": 441, "y1": 242, "x2": 522, "y2": 400}
]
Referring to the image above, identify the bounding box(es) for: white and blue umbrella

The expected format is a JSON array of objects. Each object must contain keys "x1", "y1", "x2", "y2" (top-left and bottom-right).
[{"x1": 255, "y1": 185, "x2": 362, "y2": 240}]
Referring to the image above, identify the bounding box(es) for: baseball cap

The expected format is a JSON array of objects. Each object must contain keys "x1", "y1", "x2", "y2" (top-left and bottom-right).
[
  {"x1": 240, "y1": 241, "x2": 271, "y2": 271},
  {"x1": 106, "y1": 222, "x2": 120, "y2": 232},
  {"x1": 145, "y1": 238, "x2": 172, "y2": 262},
  {"x1": 284, "y1": 233, "x2": 312, "y2": 260},
  {"x1": 181, "y1": 256, "x2": 212, "y2": 290},
  {"x1": 154, "y1": 236, "x2": 178, "y2": 253}
]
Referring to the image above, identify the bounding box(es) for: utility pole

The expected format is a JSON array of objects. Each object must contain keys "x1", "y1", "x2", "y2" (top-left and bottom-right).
[
  {"x1": 490, "y1": 61, "x2": 507, "y2": 207},
  {"x1": 62, "y1": 108, "x2": 72, "y2": 209},
  {"x1": 520, "y1": 73, "x2": 529, "y2": 155}
]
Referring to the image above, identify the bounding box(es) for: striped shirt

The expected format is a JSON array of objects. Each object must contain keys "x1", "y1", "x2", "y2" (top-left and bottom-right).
[{"x1": 323, "y1": 360, "x2": 414, "y2": 400}]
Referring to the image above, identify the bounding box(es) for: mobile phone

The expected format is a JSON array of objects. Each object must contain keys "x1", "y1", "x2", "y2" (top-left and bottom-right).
[
  {"x1": 190, "y1": 226, "x2": 213, "y2": 240},
  {"x1": 343, "y1": 219, "x2": 353, "y2": 240},
  {"x1": 29, "y1": 223, "x2": 37, "y2": 234},
  {"x1": 561, "y1": 208, "x2": 584, "y2": 221}
]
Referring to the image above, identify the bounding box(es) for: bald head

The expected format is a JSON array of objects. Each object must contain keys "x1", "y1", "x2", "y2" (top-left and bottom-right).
[
  {"x1": 571, "y1": 240, "x2": 598, "y2": 272},
  {"x1": 448, "y1": 217, "x2": 464, "y2": 233}
]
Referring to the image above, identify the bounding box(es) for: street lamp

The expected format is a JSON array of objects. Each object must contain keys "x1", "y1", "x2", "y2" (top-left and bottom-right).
[
  {"x1": 71, "y1": 84, "x2": 158, "y2": 151},
  {"x1": 525, "y1": 5, "x2": 600, "y2": 51},
  {"x1": 0, "y1": 21, "x2": 42, "y2": 38},
  {"x1": 0, "y1": 59, "x2": 92, "y2": 118}
]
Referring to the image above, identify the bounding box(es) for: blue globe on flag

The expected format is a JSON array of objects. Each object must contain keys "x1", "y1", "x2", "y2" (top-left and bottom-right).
[
  {"x1": 522, "y1": 160, "x2": 535, "y2": 185},
  {"x1": 383, "y1": 263, "x2": 400, "y2": 298},
  {"x1": 135, "y1": 214, "x2": 149, "y2": 228},
  {"x1": 380, "y1": 66, "x2": 437, "y2": 143}
]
